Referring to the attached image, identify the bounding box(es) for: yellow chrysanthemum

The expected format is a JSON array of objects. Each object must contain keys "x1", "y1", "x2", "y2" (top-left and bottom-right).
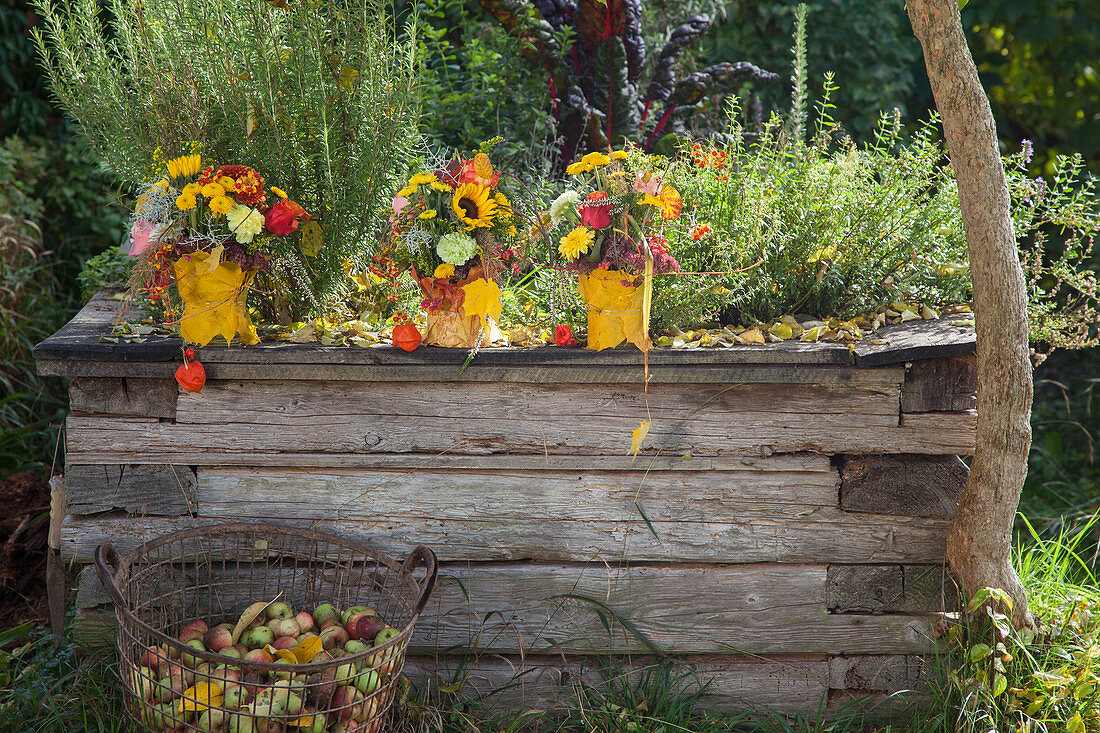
[
  {"x1": 270, "y1": 186, "x2": 288, "y2": 199},
  {"x1": 433, "y1": 263, "x2": 456, "y2": 278},
  {"x1": 494, "y1": 192, "x2": 513, "y2": 217},
  {"x1": 580, "y1": 151, "x2": 611, "y2": 168},
  {"x1": 175, "y1": 193, "x2": 197, "y2": 210},
  {"x1": 217, "y1": 176, "x2": 236, "y2": 191},
  {"x1": 166, "y1": 154, "x2": 202, "y2": 180},
  {"x1": 208, "y1": 196, "x2": 234, "y2": 215},
  {"x1": 397, "y1": 185, "x2": 417, "y2": 198},
  {"x1": 154, "y1": 178, "x2": 170, "y2": 191},
  {"x1": 610, "y1": 150, "x2": 628, "y2": 160},
  {"x1": 558, "y1": 226, "x2": 594, "y2": 260},
  {"x1": 451, "y1": 183, "x2": 497, "y2": 230},
  {"x1": 429, "y1": 181, "x2": 453, "y2": 192},
  {"x1": 201, "y1": 183, "x2": 225, "y2": 198},
  {"x1": 182, "y1": 182, "x2": 203, "y2": 196},
  {"x1": 566, "y1": 161, "x2": 593, "y2": 176},
  {"x1": 418, "y1": 209, "x2": 437, "y2": 220},
  {"x1": 408, "y1": 172, "x2": 436, "y2": 187}
]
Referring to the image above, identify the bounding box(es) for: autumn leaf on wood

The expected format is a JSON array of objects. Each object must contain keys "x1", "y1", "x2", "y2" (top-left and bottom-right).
[{"x1": 629, "y1": 420, "x2": 651, "y2": 460}]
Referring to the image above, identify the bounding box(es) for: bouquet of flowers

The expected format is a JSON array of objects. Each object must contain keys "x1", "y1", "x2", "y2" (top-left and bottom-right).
[
  {"x1": 542, "y1": 150, "x2": 683, "y2": 350},
  {"x1": 129, "y1": 152, "x2": 313, "y2": 347},
  {"x1": 384, "y1": 152, "x2": 518, "y2": 347}
]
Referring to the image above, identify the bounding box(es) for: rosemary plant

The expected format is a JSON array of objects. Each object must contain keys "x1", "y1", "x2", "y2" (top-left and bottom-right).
[{"x1": 32, "y1": 0, "x2": 423, "y2": 313}]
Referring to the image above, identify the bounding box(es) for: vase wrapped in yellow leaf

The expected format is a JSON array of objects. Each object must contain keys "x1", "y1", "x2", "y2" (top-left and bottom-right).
[
  {"x1": 173, "y1": 250, "x2": 260, "y2": 347},
  {"x1": 417, "y1": 267, "x2": 501, "y2": 348},
  {"x1": 578, "y1": 269, "x2": 649, "y2": 351}
]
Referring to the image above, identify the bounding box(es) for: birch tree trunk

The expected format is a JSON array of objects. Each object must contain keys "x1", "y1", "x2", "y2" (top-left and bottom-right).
[{"x1": 907, "y1": 0, "x2": 1035, "y2": 628}]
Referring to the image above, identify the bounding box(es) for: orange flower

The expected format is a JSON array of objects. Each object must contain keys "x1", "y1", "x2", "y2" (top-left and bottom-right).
[
  {"x1": 213, "y1": 165, "x2": 266, "y2": 206},
  {"x1": 457, "y1": 153, "x2": 499, "y2": 188},
  {"x1": 643, "y1": 185, "x2": 683, "y2": 220}
]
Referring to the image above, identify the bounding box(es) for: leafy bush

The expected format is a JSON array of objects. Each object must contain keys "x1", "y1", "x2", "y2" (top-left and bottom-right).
[
  {"x1": 33, "y1": 0, "x2": 422, "y2": 314},
  {"x1": 412, "y1": 0, "x2": 559, "y2": 174},
  {"x1": 667, "y1": 103, "x2": 972, "y2": 325}
]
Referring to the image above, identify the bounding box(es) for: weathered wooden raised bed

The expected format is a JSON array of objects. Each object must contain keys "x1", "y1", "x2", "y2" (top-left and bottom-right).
[{"x1": 36, "y1": 293, "x2": 979, "y2": 716}]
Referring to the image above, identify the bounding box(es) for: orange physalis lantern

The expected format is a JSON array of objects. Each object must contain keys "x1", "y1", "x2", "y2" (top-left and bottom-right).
[
  {"x1": 392, "y1": 322, "x2": 422, "y2": 352},
  {"x1": 175, "y1": 348, "x2": 206, "y2": 393}
]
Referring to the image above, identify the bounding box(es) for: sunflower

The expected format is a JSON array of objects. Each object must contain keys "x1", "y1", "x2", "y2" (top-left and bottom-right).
[
  {"x1": 558, "y1": 226, "x2": 594, "y2": 260},
  {"x1": 166, "y1": 154, "x2": 202, "y2": 180},
  {"x1": 451, "y1": 183, "x2": 496, "y2": 230}
]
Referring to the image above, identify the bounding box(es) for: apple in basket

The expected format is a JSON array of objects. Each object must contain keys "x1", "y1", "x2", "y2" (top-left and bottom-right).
[
  {"x1": 294, "y1": 611, "x2": 315, "y2": 634},
  {"x1": 319, "y1": 625, "x2": 349, "y2": 650},
  {"x1": 329, "y1": 686, "x2": 364, "y2": 722},
  {"x1": 265, "y1": 602, "x2": 294, "y2": 621},
  {"x1": 312, "y1": 603, "x2": 338, "y2": 626},
  {"x1": 196, "y1": 707, "x2": 228, "y2": 733},
  {"x1": 270, "y1": 618, "x2": 301, "y2": 640},
  {"x1": 204, "y1": 623, "x2": 235, "y2": 653},
  {"x1": 243, "y1": 625, "x2": 275, "y2": 649},
  {"x1": 353, "y1": 614, "x2": 385, "y2": 643},
  {"x1": 141, "y1": 644, "x2": 168, "y2": 673},
  {"x1": 226, "y1": 712, "x2": 256, "y2": 733},
  {"x1": 271, "y1": 636, "x2": 298, "y2": 651}
]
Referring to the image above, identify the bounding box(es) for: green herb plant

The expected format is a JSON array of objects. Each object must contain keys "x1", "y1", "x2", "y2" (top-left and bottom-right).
[{"x1": 33, "y1": 0, "x2": 423, "y2": 316}]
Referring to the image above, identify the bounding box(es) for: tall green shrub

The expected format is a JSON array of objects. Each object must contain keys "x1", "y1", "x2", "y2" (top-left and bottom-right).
[{"x1": 32, "y1": 0, "x2": 423, "y2": 312}]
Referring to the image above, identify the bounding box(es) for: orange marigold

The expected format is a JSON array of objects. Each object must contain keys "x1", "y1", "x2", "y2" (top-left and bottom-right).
[{"x1": 213, "y1": 165, "x2": 267, "y2": 206}]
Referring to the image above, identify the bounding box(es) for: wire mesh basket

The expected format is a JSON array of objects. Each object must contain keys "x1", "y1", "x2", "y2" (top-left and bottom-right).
[{"x1": 94, "y1": 522, "x2": 437, "y2": 733}]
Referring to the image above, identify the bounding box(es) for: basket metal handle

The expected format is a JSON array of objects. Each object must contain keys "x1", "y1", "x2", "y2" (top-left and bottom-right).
[
  {"x1": 94, "y1": 541, "x2": 130, "y2": 611},
  {"x1": 401, "y1": 545, "x2": 438, "y2": 616}
]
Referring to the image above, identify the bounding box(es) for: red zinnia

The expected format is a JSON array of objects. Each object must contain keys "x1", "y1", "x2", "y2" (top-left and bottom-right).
[{"x1": 579, "y1": 191, "x2": 613, "y2": 230}]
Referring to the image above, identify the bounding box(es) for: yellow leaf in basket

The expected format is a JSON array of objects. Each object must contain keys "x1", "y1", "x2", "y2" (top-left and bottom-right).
[
  {"x1": 178, "y1": 682, "x2": 223, "y2": 713},
  {"x1": 232, "y1": 598, "x2": 278, "y2": 645},
  {"x1": 288, "y1": 714, "x2": 318, "y2": 728},
  {"x1": 265, "y1": 635, "x2": 323, "y2": 664},
  {"x1": 629, "y1": 421, "x2": 651, "y2": 461}
]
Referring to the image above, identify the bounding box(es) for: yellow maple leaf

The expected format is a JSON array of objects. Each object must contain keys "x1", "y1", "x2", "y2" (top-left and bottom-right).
[
  {"x1": 461, "y1": 277, "x2": 503, "y2": 332},
  {"x1": 264, "y1": 635, "x2": 323, "y2": 664},
  {"x1": 173, "y1": 251, "x2": 260, "y2": 347},
  {"x1": 629, "y1": 421, "x2": 651, "y2": 461},
  {"x1": 178, "y1": 682, "x2": 223, "y2": 713},
  {"x1": 578, "y1": 270, "x2": 648, "y2": 351}
]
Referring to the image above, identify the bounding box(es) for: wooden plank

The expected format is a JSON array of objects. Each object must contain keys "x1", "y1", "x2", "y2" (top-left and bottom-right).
[
  {"x1": 177, "y1": 380, "x2": 901, "y2": 423},
  {"x1": 826, "y1": 565, "x2": 957, "y2": 614},
  {"x1": 66, "y1": 464, "x2": 197, "y2": 515},
  {"x1": 402, "y1": 653, "x2": 831, "y2": 716},
  {"x1": 901, "y1": 357, "x2": 977, "y2": 412},
  {"x1": 828, "y1": 655, "x2": 931, "y2": 692},
  {"x1": 64, "y1": 558, "x2": 939, "y2": 655},
  {"x1": 56, "y1": 452, "x2": 830, "y2": 472},
  {"x1": 69, "y1": 377, "x2": 178, "y2": 419},
  {"x1": 188, "y1": 339, "x2": 856, "y2": 367},
  {"x1": 839, "y1": 454, "x2": 969, "y2": 516},
  {"x1": 854, "y1": 318, "x2": 976, "y2": 366},
  {"x1": 42, "y1": 360, "x2": 901, "y2": 383},
  {"x1": 896, "y1": 412, "x2": 976, "y2": 454},
  {"x1": 32, "y1": 292, "x2": 181, "y2": 369},
  {"x1": 66, "y1": 409, "x2": 976, "y2": 462},
  {"x1": 61, "y1": 507, "x2": 952, "y2": 565},
  {"x1": 194, "y1": 461, "x2": 842, "y2": 518}
]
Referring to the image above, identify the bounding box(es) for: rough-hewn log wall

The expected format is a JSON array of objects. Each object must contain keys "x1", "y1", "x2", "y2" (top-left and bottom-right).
[{"x1": 37, "y1": 293, "x2": 977, "y2": 717}]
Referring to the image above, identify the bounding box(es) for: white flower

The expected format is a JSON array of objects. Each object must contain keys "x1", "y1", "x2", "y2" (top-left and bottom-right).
[
  {"x1": 226, "y1": 204, "x2": 265, "y2": 244},
  {"x1": 436, "y1": 232, "x2": 478, "y2": 265},
  {"x1": 549, "y1": 190, "x2": 581, "y2": 226}
]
